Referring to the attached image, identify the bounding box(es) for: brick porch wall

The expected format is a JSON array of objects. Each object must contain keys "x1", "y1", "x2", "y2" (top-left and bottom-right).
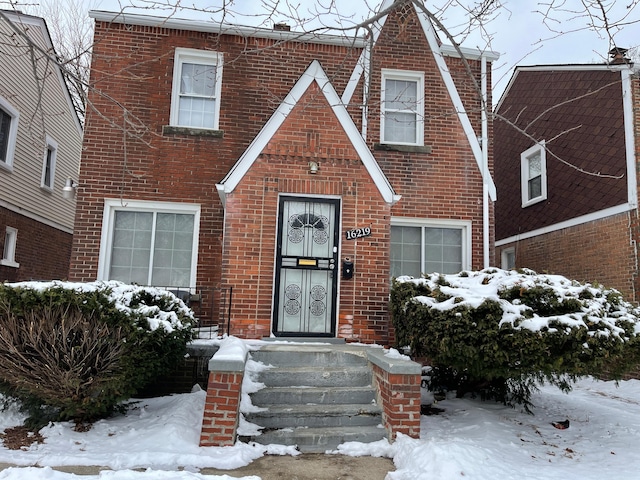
[
  {"x1": 199, "y1": 353, "x2": 246, "y2": 447},
  {"x1": 367, "y1": 349, "x2": 422, "y2": 440}
]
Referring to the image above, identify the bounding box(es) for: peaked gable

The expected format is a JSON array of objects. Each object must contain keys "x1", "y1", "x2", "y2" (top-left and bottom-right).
[
  {"x1": 0, "y1": 10, "x2": 82, "y2": 135},
  {"x1": 217, "y1": 59, "x2": 400, "y2": 205},
  {"x1": 342, "y1": 0, "x2": 497, "y2": 200}
]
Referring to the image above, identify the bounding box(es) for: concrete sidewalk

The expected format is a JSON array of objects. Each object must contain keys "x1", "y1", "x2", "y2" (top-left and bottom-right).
[{"x1": 0, "y1": 454, "x2": 396, "y2": 479}]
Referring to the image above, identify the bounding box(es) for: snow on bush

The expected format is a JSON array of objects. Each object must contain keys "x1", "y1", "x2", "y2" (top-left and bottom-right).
[
  {"x1": 391, "y1": 268, "x2": 640, "y2": 411},
  {"x1": 0, "y1": 281, "x2": 196, "y2": 427}
]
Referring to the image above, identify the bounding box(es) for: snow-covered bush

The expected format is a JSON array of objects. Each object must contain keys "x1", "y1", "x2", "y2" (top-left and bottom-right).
[
  {"x1": 391, "y1": 269, "x2": 640, "y2": 411},
  {"x1": 0, "y1": 281, "x2": 196, "y2": 427}
]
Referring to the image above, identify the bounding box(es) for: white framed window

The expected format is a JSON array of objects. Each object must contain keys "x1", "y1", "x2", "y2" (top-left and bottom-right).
[
  {"x1": 381, "y1": 69, "x2": 424, "y2": 146},
  {"x1": 98, "y1": 199, "x2": 201, "y2": 287},
  {"x1": 521, "y1": 142, "x2": 547, "y2": 207},
  {"x1": 0, "y1": 96, "x2": 20, "y2": 170},
  {"x1": 170, "y1": 48, "x2": 223, "y2": 130},
  {"x1": 390, "y1": 219, "x2": 471, "y2": 278},
  {"x1": 41, "y1": 136, "x2": 58, "y2": 191},
  {"x1": 501, "y1": 247, "x2": 515, "y2": 270},
  {"x1": 1, "y1": 226, "x2": 19, "y2": 268}
]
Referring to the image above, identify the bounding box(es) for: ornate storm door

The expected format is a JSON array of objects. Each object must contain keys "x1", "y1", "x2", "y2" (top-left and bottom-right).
[{"x1": 273, "y1": 197, "x2": 340, "y2": 336}]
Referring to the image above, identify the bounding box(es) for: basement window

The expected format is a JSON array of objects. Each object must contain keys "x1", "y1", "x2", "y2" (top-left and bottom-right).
[{"x1": 1, "y1": 226, "x2": 19, "y2": 268}]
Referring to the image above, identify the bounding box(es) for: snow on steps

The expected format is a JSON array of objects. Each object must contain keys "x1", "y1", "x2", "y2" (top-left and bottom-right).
[{"x1": 242, "y1": 344, "x2": 387, "y2": 453}]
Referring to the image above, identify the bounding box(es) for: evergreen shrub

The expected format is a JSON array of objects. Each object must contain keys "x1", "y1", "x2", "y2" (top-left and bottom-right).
[
  {"x1": 0, "y1": 281, "x2": 196, "y2": 427},
  {"x1": 391, "y1": 269, "x2": 640, "y2": 411}
]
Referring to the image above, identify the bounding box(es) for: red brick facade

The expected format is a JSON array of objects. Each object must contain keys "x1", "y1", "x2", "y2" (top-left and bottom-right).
[
  {"x1": 0, "y1": 208, "x2": 72, "y2": 282},
  {"x1": 70, "y1": 4, "x2": 494, "y2": 344}
]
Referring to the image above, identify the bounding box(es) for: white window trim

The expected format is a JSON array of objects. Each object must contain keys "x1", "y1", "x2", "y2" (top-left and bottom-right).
[
  {"x1": 1, "y1": 226, "x2": 19, "y2": 268},
  {"x1": 521, "y1": 141, "x2": 547, "y2": 207},
  {"x1": 170, "y1": 47, "x2": 223, "y2": 130},
  {"x1": 0, "y1": 96, "x2": 20, "y2": 171},
  {"x1": 390, "y1": 217, "x2": 472, "y2": 274},
  {"x1": 501, "y1": 246, "x2": 515, "y2": 270},
  {"x1": 380, "y1": 69, "x2": 425, "y2": 146},
  {"x1": 41, "y1": 135, "x2": 58, "y2": 192},
  {"x1": 97, "y1": 199, "x2": 201, "y2": 287}
]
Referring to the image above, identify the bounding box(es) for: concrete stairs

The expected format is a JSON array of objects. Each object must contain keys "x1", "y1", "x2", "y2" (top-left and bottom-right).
[{"x1": 243, "y1": 344, "x2": 387, "y2": 453}]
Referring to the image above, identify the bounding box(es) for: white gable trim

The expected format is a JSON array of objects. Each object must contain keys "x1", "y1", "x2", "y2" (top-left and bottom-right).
[
  {"x1": 341, "y1": 1, "x2": 497, "y2": 201},
  {"x1": 216, "y1": 60, "x2": 400, "y2": 206},
  {"x1": 414, "y1": 9, "x2": 496, "y2": 200}
]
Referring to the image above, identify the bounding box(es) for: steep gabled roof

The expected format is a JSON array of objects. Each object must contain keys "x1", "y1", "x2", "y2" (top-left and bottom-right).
[
  {"x1": 341, "y1": 0, "x2": 498, "y2": 201},
  {"x1": 216, "y1": 60, "x2": 401, "y2": 206},
  {"x1": 494, "y1": 64, "x2": 638, "y2": 241},
  {"x1": 0, "y1": 10, "x2": 83, "y2": 135}
]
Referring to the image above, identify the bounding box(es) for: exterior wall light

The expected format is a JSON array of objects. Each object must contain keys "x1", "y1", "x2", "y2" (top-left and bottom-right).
[
  {"x1": 62, "y1": 177, "x2": 78, "y2": 199},
  {"x1": 308, "y1": 161, "x2": 319, "y2": 174}
]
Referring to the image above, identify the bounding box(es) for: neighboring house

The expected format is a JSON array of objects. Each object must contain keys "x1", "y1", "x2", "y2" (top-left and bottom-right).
[
  {"x1": 0, "y1": 11, "x2": 83, "y2": 282},
  {"x1": 69, "y1": 0, "x2": 498, "y2": 344},
  {"x1": 494, "y1": 51, "x2": 640, "y2": 301}
]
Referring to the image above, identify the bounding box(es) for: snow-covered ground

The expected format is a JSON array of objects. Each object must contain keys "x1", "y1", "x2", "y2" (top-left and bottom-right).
[{"x1": 1, "y1": 373, "x2": 639, "y2": 480}]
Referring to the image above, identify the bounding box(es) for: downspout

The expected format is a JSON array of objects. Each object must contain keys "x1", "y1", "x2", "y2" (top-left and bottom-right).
[{"x1": 481, "y1": 54, "x2": 490, "y2": 268}]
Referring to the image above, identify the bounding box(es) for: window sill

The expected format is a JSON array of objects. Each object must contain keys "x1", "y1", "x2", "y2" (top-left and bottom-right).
[
  {"x1": 521, "y1": 197, "x2": 546, "y2": 208},
  {"x1": 374, "y1": 143, "x2": 432, "y2": 154},
  {"x1": 0, "y1": 259, "x2": 19, "y2": 268},
  {"x1": 162, "y1": 126, "x2": 224, "y2": 137}
]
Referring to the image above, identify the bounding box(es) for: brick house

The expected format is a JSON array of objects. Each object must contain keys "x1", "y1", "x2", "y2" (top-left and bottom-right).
[
  {"x1": 494, "y1": 52, "x2": 640, "y2": 301},
  {"x1": 70, "y1": 0, "x2": 498, "y2": 345},
  {"x1": 0, "y1": 11, "x2": 82, "y2": 282}
]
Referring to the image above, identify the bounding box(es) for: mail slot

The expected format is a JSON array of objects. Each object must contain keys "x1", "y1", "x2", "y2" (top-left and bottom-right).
[{"x1": 298, "y1": 258, "x2": 317, "y2": 267}]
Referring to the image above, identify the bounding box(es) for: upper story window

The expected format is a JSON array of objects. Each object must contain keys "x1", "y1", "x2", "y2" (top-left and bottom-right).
[
  {"x1": 41, "y1": 136, "x2": 58, "y2": 191},
  {"x1": 170, "y1": 48, "x2": 223, "y2": 130},
  {"x1": 0, "y1": 96, "x2": 20, "y2": 170},
  {"x1": 381, "y1": 69, "x2": 424, "y2": 146},
  {"x1": 521, "y1": 142, "x2": 547, "y2": 207},
  {"x1": 390, "y1": 219, "x2": 470, "y2": 278}
]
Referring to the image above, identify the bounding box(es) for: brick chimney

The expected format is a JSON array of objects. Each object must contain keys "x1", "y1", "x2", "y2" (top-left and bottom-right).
[
  {"x1": 608, "y1": 47, "x2": 630, "y2": 65},
  {"x1": 273, "y1": 22, "x2": 291, "y2": 31}
]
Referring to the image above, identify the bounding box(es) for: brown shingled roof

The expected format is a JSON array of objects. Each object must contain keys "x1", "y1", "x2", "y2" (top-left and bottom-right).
[{"x1": 494, "y1": 67, "x2": 628, "y2": 240}]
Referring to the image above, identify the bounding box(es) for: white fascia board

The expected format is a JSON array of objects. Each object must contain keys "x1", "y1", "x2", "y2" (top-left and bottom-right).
[
  {"x1": 621, "y1": 68, "x2": 637, "y2": 207},
  {"x1": 217, "y1": 60, "x2": 400, "y2": 205},
  {"x1": 89, "y1": 10, "x2": 366, "y2": 49},
  {"x1": 440, "y1": 44, "x2": 499, "y2": 62},
  {"x1": 495, "y1": 203, "x2": 636, "y2": 246},
  {"x1": 415, "y1": 8, "x2": 497, "y2": 200},
  {"x1": 341, "y1": 18, "x2": 384, "y2": 106},
  {"x1": 0, "y1": 199, "x2": 73, "y2": 234}
]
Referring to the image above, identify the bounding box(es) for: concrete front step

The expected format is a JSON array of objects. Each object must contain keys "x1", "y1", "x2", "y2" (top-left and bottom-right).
[
  {"x1": 245, "y1": 344, "x2": 387, "y2": 453},
  {"x1": 249, "y1": 425, "x2": 387, "y2": 453},
  {"x1": 250, "y1": 385, "x2": 377, "y2": 405},
  {"x1": 255, "y1": 365, "x2": 373, "y2": 388},
  {"x1": 245, "y1": 403, "x2": 381, "y2": 429},
  {"x1": 251, "y1": 348, "x2": 368, "y2": 368}
]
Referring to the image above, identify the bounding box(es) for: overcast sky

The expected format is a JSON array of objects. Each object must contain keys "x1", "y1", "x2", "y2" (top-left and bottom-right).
[{"x1": 57, "y1": 0, "x2": 640, "y2": 98}]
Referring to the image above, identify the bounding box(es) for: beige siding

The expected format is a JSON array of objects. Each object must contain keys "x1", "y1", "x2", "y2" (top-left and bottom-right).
[{"x1": 0, "y1": 13, "x2": 82, "y2": 231}]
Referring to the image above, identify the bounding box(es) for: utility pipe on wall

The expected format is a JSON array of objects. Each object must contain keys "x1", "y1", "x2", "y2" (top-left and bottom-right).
[{"x1": 481, "y1": 54, "x2": 490, "y2": 269}]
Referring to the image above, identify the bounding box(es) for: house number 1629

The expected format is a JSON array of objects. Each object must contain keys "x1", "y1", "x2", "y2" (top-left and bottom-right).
[{"x1": 345, "y1": 227, "x2": 372, "y2": 240}]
